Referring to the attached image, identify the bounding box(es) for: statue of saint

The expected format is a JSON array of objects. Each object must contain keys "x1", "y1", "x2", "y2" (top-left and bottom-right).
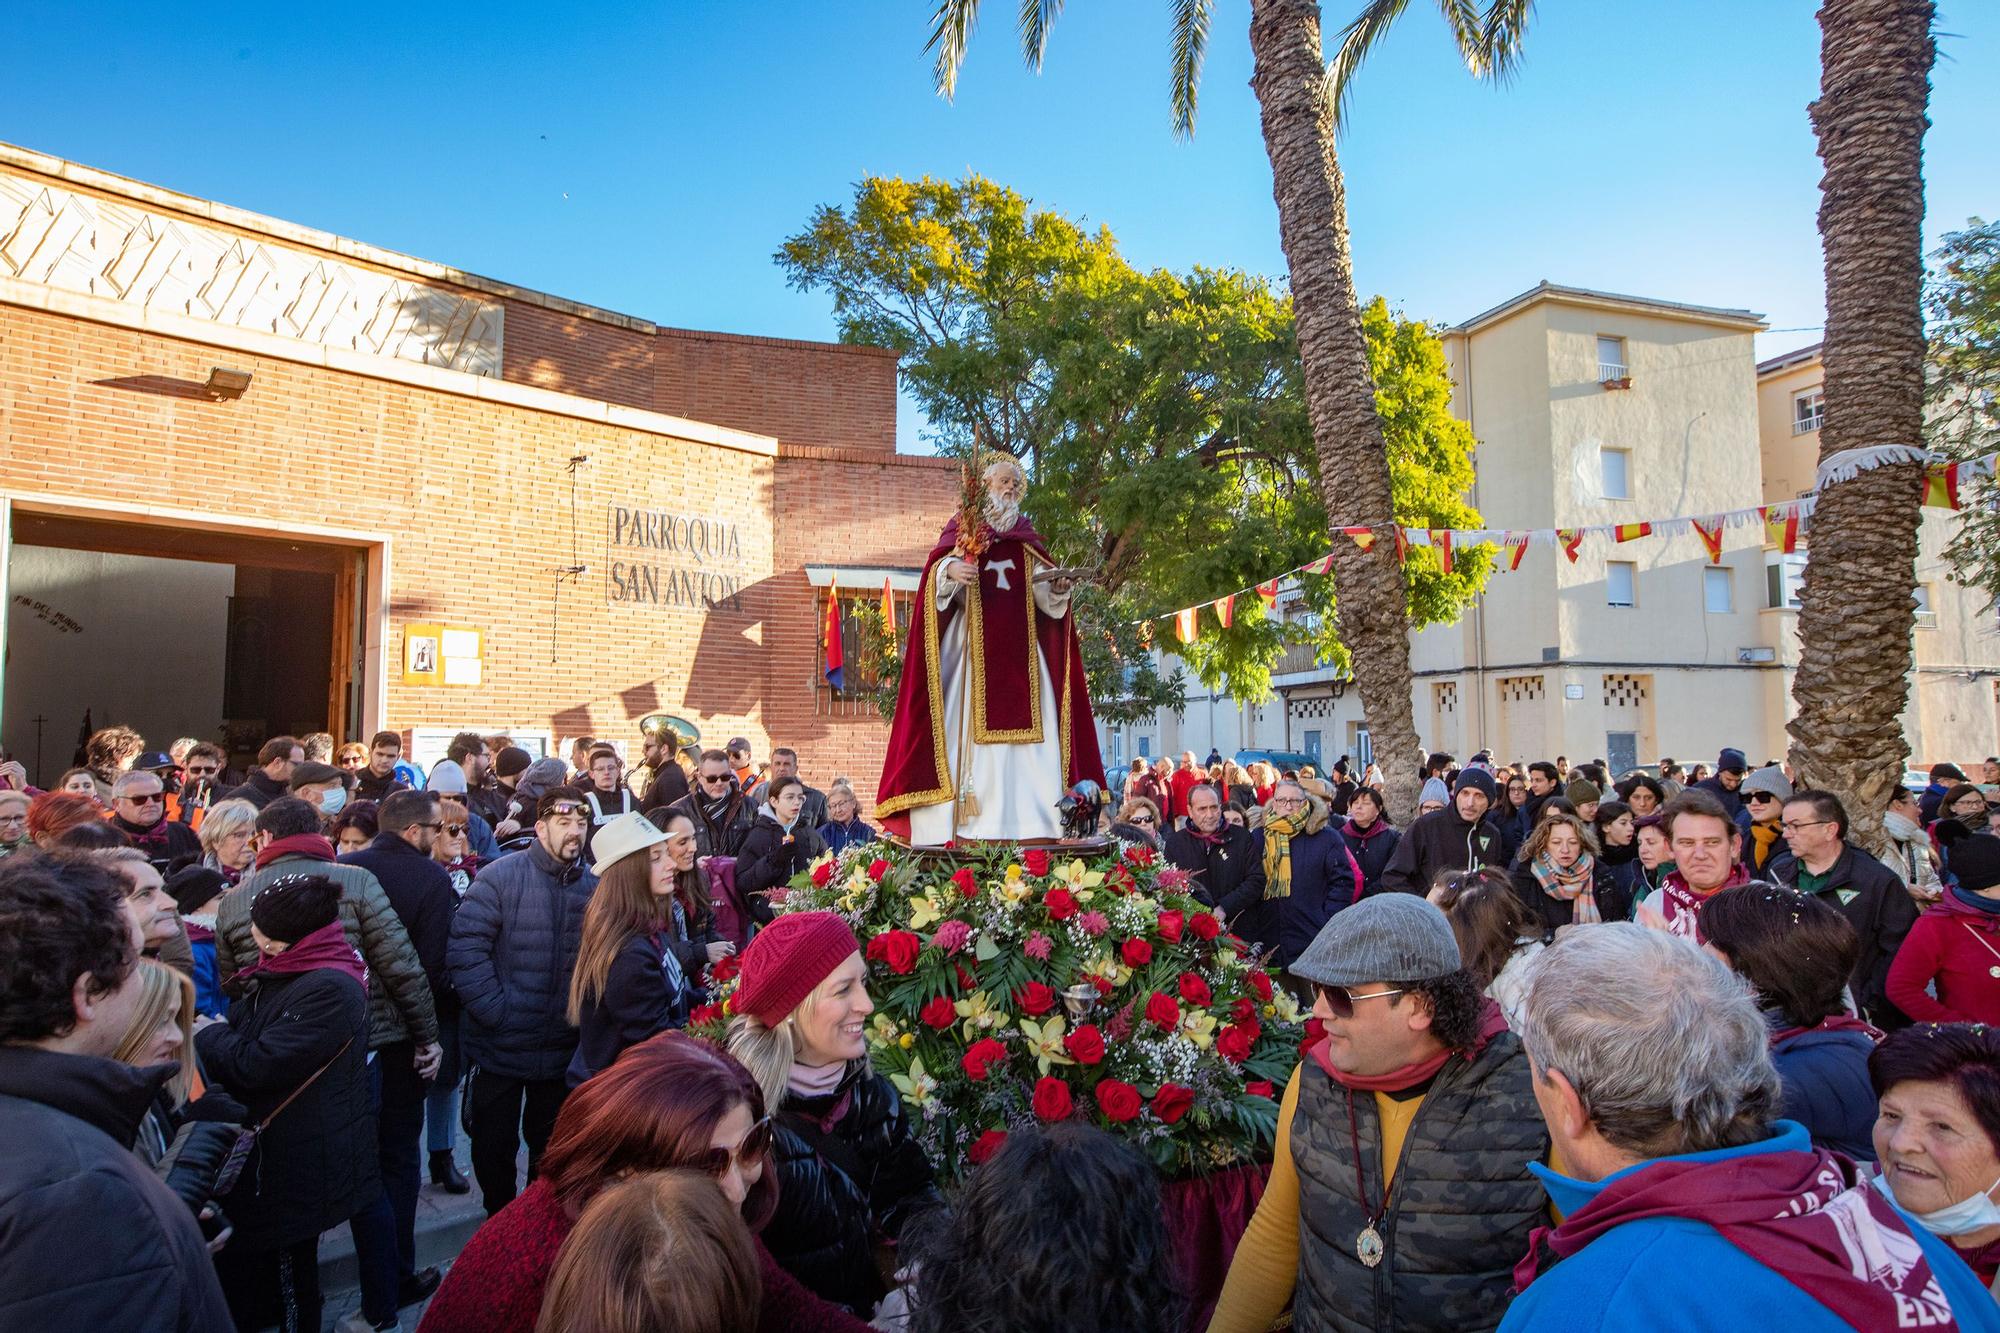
[{"x1": 876, "y1": 455, "x2": 1105, "y2": 843}]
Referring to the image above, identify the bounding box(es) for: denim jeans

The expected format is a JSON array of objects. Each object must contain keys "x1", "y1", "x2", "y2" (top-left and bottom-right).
[
  {"x1": 349, "y1": 1041, "x2": 428, "y2": 1317},
  {"x1": 424, "y1": 1017, "x2": 462, "y2": 1153}
]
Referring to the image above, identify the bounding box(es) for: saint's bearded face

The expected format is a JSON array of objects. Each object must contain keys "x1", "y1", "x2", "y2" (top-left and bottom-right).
[{"x1": 983, "y1": 464, "x2": 1024, "y2": 531}]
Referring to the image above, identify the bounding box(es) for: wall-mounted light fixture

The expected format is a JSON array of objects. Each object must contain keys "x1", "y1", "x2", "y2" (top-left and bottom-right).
[{"x1": 204, "y1": 366, "x2": 252, "y2": 400}]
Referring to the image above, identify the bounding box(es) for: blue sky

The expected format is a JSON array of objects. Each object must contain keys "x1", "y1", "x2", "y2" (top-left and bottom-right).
[{"x1": 5, "y1": 2, "x2": 1994, "y2": 450}]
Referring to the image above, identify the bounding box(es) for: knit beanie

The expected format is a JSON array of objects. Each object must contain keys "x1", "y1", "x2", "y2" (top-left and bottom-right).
[
  {"x1": 426, "y1": 758, "x2": 468, "y2": 794},
  {"x1": 495, "y1": 746, "x2": 534, "y2": 779},
  {"x1": 516, "y1": 758, "x2": 572, "y2": 806},
  {"x1": 1418, "y1": 777, "x2": 1451, "y2": 808},
  {"x1": 1565, "y1": 778, "x2": 1602, "y2": 806},
  {"x1": 164, "y1": 864, "x2": 228, "y2": 916},
  {"x1": 732, "y1": 911, "x2": 861, "y2": 1027},
  {"x1": 1739, "y1": 765, "x2": 1794, "y2": 803},
  {"x1": 250, "y1": 873, "x2": 343, "y2": 944},
  {"x1": 1452, "y1": 768, "x2": 1498, "y2": 804},
  {"x1": 1718, "y1": 747, "x2": 1748, "y2": 774},
  {"x1": 1951, "y1": 835, "x2": 2000, "y2": 894}
]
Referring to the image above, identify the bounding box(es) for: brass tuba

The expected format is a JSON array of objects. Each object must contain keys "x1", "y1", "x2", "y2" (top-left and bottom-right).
[{"x1": 639, "y1": 713, "x2": 701, "y2": 754}]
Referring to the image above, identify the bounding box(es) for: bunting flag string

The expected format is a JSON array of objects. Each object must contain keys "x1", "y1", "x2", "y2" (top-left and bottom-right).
[
  {"x1": 1118, "y1": 446, "x2": 1997, "y2": 632},
  {"x1": 881, "y1": 577, "x2": 899, "y2": 657}
]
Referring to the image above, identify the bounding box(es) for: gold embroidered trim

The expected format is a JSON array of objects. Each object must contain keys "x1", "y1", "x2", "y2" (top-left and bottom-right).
[
  {"x1": 872, "y1": 561, "x2": 956, "y2": 820},
  {"x1": 967, "y1": 546, "x2": 1045, "y2": 744}
]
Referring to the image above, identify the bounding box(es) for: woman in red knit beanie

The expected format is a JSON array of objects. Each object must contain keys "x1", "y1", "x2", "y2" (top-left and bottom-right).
[
  {"x1": 726, "y1": 911, "x2": 940, "y2": 1316},
  {"x1": 418, "y1": 1031, "x2": 871, "y2": 1333}
]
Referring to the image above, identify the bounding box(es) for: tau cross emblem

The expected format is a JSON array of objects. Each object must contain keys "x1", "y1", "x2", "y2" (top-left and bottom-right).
[{"x1": 983, "y1": 557, "x2": 1016, "y2": 591}]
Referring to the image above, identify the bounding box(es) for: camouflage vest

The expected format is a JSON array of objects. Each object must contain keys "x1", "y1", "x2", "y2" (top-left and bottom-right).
[{"x1": 1291, "y1": 1030, "x2": 1547, "y2": 1332}]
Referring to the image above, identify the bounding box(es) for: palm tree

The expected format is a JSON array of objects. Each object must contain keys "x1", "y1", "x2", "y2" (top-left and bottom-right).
[
  {"x1": 926, "y1": 0, "x2": 1531, "y2": 818},
  {"x1": 1786, "y1": 0, "x2": 1934, "y2": 846}
]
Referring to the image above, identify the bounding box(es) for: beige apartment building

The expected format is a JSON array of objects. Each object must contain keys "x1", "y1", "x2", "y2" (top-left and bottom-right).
[{"x1": 1105, "y1": 282, "x2": 2000, "y2": 778}]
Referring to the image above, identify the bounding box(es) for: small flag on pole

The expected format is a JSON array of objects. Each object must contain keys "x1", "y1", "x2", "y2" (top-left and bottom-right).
[
  {"x1": 1255, "y1": 580, "x2": 1279, "y2": 609},
  {"x1": 1613, "y1": 523, "x2": 1653, "y2": 543},
  {"x1": 1924, "y1": 462, "x2": 1963, "y2": 510},
  {"x1": 1343, "y1": 527, "x2": 1377, "y2": 553},
  {"x1": 881, "y1": 577, "x2": 899, "y2": 656},
  {"x1": 1762, "y1": 506, "x2": 1801, "y2": 554},
  {"x1": 1215, "y1": 594, "x2": 1236, "y2": 628},
  {"x1": 1428, "y1": 530, "x2": 1454, "y2": 574},
  {"x1": 1506, "y1": 535, "x2": 1529, "y2": 571},
  {"x1": 1691, "y1": 518, "x2": 1725, "y2": 565},
  {"x1": 1175, "y1": 607, "x2": 1199, "y2": 644},
  {"x1": 822, "y1": 593, "x2": 844, "y2": 690},
  {"x1": 1556, "y1": 529, "x2": 1585, "y2": 563}
]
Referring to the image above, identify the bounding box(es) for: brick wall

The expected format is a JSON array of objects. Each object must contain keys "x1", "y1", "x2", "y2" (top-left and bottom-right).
[
  {"x1": 653, "y1": 329, "x2": 899, "y2": 453},
  {"x1": 0, "y1": 301, "x2": 941, "y2": 814},
  {"x1": 501, "y1": 300, "x2": 656, "y2": 411}
]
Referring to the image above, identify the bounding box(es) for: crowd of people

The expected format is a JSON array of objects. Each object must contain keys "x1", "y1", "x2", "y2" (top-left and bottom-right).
[{"x1": 8, "y1": 721, "x2": 2000, "y2": 1331}]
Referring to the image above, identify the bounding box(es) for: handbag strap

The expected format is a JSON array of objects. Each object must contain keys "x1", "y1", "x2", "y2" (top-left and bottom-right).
[{"x1": 255, "y1": 1038, "x2": 353, "y2": 1133}]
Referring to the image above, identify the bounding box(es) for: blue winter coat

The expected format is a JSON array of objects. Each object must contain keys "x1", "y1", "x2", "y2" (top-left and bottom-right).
[
  {"x1": 447, "y1": 841, "x2": 597, "y2": 1082},
  {"x1": 1770, "y1": 1025, "x2": 1878, "y2": 1161},
  {"x1": 1269, "y1": 825, "x2": 1359, "y2": 967},
  {"x1": 819, "y1": 817, "x2": 878, "y2": 855}
]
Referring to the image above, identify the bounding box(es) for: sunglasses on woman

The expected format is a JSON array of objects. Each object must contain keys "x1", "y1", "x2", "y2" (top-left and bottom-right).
[
  {"x1": 702, "y1": 1115, "x2": 773, "y2": 1176},
  {"x1": 443, "y1": 824, "x2": 467, "y2": 837},
  {"x1": 1311, "y1": 981, "x2": 1407, "y2": 1019},
  {"x1": 1130, "y1": 814, "x2": 1155, "y2": 825}
]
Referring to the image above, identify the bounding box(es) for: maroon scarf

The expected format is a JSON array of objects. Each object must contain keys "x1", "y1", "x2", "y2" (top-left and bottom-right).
[
  {"x1": 1770, "y1": 1012, "x2": 1883, "y2": 1048},
  {"x1": 1655, "y1": 864, "x2": 1753, "y2": 941},
  {"x1": 1516, "y1": 1144, "x2": 1961, "y2": 1329},
  {"x1": 1187, "y1": 825, "x2": 1228, "y2": 847},
  {"x1": 1310, "y1": 997, "x2": 1508, "y2": 1093},
  {"x1": 255, "y1": 833, "x2": 337, "y2": 871},
  {"x1": 232, "y1": 920, "x2": 368, "y2": 990}
]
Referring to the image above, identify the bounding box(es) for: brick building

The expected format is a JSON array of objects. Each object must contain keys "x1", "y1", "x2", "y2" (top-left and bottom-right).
[{"x1": 0, "y1": 140, "x2": 956, "y2": 807}]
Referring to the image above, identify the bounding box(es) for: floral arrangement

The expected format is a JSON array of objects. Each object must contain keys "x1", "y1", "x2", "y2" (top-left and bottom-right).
[{"x1": 691, "y1": 838, "x2": 1306, "y2": 1181}]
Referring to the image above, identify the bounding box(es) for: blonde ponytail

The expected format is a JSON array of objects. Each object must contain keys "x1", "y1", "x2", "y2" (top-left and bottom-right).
[{"x1": 725, "y1": 1011, "x2": 794, "y2": 1111}]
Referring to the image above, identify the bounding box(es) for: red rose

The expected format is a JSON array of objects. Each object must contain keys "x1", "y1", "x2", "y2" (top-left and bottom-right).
[
  {"x1": 689, "y1": 1003, "x2": 723, "y2": 1027},
  {"x1": 1178, "y1": 973, "x2": 1212, "y2": 1007},
  {"x1": 1247, "y1": 968, "x2": 1274, "y2": 1002},
  {"x1": 1120, "y1": 938, "x2": 1153, "y2": 968},
  {"x1": 1246, "y1": 1080, "x2": 1275, "y2": 1100},
  {"x1": 1190, "y1": 913, "x2": 1222, "y2": 941},
  {"x1": 1156, "y1": 910, "x2": 1185, "y2": 943},
  {"x1": 709, "y1": 953, "x2": 741, "y2": 982},
  {"x1": 961, "y1": 1038, "x2": 1008, "y2": 1081},
  {"x1": 1300, "y1": 1016, "x2": 1327, "y2": 1061},
  {"x1": 1033, "y1": 1076, "x2": 1074, "y2": 1122},
  {"x1": 1231, "y1": 996, "x2": 1257, "y2": 1024},
  {"x1": 1064, "y1": 1024, "x2": 1106, "y2": 1066},
  {"x1": 866, "y1": 930, "x2": 922, "y2": 975},
  {"x1": 1153, "y1": 1083, "x2": 1194, "y2": 1125},
  {"x1": 968, "y1": 1129, "x2": 1008, "y2": 1165},
  {"x1": 955, "y1": 962, "x2": 979, "y2": 991},
  {"x1": 1095, "y1": 1078, "x2": 1143, "y2": 1123},
  {"x1": 1046, "y1": 888, "x2": 1079, "y2": 920},
  {"x1": 811, "y1": 861, "x2": 834, "y2": 888},
  {"x1": 951, "y1": 867, "x2": 979, "y2": 898},
  {"x1": 1023, "y1": 848, "x2": 1051, "y2": 877},
  {"x1": 1145, "y1": 992, "x2": 1180, "y2": 1031},
  {"x1": 1090, "y1": 975, "x2": 1115, "y2": 997},
  {"x1": 1018, "y1": 981, "x2": 1056, "y2": 1017},
  {"x1": 920, "y1": 994, "x2": 957, "y2": 1029},
  {"x1": 1217, "y1": 1023, "x2": 1253, "y2": 1065},
  {"x1": 868, "y1": 858, "x2": 891, "y2": 881},
  {"x1": 1236, "y1": 1015, "x2": 1262, "y2": 1043}
]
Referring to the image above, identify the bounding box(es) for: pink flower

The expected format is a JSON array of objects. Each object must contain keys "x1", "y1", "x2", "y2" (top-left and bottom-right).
[
  {"x1": 1023, "y1": 931, "x2": 1053, "y2": 961},
  {"x1": 932, "y1": 920, "x2": 972, "y2": 955},
  {"x1": 1078, "y1": 910, "x2": 1109, "y2": 938},
  {"x1": 1156, "y1": 866, "x2": 1194, "y2": 892}
]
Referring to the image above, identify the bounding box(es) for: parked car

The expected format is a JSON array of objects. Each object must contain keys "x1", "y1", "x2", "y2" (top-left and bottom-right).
[{"x1": 1234, "y1": 748, "x2": 1320, "y2": 776}]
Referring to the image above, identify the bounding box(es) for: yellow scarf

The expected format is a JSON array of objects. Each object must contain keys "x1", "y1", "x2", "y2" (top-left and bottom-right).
[
  {"x1": 1750, "y1": 820, "x2": 1782, "y2": 871},
  {"x1": 1263, "y1": 812, "x2": 1304, "y2": 900}
]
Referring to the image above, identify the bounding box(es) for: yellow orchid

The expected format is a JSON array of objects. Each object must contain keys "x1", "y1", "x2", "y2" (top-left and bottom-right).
[
  {"x1": 908, "y1": 892, "x2": 949, "y2": 931},
  {"x1": 955, "y1": 990, "x2": 1010, "y2": 1040},
  {"x1": 1056, "y1": 859, "x2": 1105, "y2": 891},
  {"x1": 1079, "y1": 952, "x2": 1122, "y2": 987},
  {"x1": 1018, "y1": 1016, "x2": 1077, "y2": 1075},
  {"x1": 889, "y1": 1055, "x2": 937, "y2": 1106},
  {"x1": 1180, "y1": 1010, "x2": 1219, "y2": 1049},
  {"x1": 869, "y1": 1014, "x2": 900, "y2": 1047},
  {"x1": 1004, "y1": 863, "x2": 1024, "y2": 883},
  {"x1": 998, "y1": 875, "x2": 1036, "y2": 908},
  {"x1": 1272, "y1": 989, "x2": 1303, "y2": 1023}
]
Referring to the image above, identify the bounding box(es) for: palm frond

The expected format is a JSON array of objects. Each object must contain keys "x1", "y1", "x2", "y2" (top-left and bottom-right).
[
  {"x1": 1326, "y1": 0, "x2": 1414, "y2": 130},
  {"x1": 1435, "y1": 0, "x2": 1488, "y2": 72},
  {"x1": 1169, "y1": 0, "x2": 1213, "y2": 139},
  {"x1": 1018, "y1": 0, "x2": 1065, "y2": 72},
  {"x1": 927, "y1": 0, "x2": 985, "y2": 100},
  {"x1": 1476, "y1": 0, "x2": 1535, "y2": 84}
]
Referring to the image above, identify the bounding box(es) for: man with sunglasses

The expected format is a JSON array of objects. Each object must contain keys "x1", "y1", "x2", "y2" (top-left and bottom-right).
[
  {"x1": 664, "y1": 748, "x2": 757, "y2": 860},
  {"x1": 1381, "y1": 769, "x2": 1508, "y2": 897},
  {"x1": 107, "y1": 768, "x2": 203, "y2": 873},
  {"x1": 1209, "y1": 894, "x2": 1543, "y2": 1333},
  {"x1": 1767, "y1": 788, "x2": 1915, "y2": 1030}
]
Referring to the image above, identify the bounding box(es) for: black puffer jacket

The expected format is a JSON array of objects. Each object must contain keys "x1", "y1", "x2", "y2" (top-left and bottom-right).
[
  {"x1": 447, "y1": 841, "x2": 596, "y2": 1081},
  {"x1": 737, "y1": 815, "x2": 830, "y2": 922},
  {"x1": 195, "y1": 966, "x2": 377, "y2": 1249},
  {"x1": 762, "y1": 1061, "x2": 941, "y2": 1314}
]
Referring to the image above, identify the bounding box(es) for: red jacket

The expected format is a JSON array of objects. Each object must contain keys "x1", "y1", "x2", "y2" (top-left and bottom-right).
[
  {"x1": 1886, "y1": 889, "x2": 2000, "y2": 1026},
  {"x1": 418, "y1": 1177, "x2": 874, "y2": 1333},
  {"x1": 1167, "y1": 768, "x2": 1203, "y2": 821}
]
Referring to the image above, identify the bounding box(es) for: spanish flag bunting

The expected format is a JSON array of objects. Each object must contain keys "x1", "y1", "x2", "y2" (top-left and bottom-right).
[
  {"x1": 1393, "y1": 526, "x2": 1409, "y2": 564},
  {"x1": 1691, "y1": 517, "x2": 1725, "y2": 565},
  {"x1": 1613, "y1": 523, "x2": 1653, "y2": 543},
  {"x1": 1556, "y1": 529, "x2": 1585, "y2": 563},
  {"x1": 822, "y1": 592, "x2": 844, "y2": 690},
  {"x1": 1762, "y1": 506, "x2": 1801, "y2": 554},
  {"x1": 1175, "y1": 606, "x2": 1199, "y2": 644},
  {"x1": 881, "y1": 577, "x2": 899, "y2": 656},
  {"x1": 1255, "y1": 580, "x2": 1279, "y2": 609},
  {"x1": 1302, "y1": 553, "x2": 1336, "y2": 577},
  {"x1": 1343, "y1": 526, "x2": 1378, "y2": 553},
  {"x1": 1428, "y1": 529, "x2": 1454, "y2": 574},
  {"x1": 1214, "y1": 594, "x2": 1235, "y2": 628},
  {"x1": 1924, "y1": 462, "x2": 1963, "y2": 510},
  {"x1": 1506, "y1": 535, "x2": 1529, "y2": 571}
]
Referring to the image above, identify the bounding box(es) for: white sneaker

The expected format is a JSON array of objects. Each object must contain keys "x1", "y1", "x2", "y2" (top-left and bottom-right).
[{"x1": 333, "y1": 1315, "x2": 399, "y2": 1333}]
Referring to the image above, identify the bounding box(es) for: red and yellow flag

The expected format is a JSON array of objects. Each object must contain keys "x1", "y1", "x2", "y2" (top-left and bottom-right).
[
  {"x1": 881, "y1": 577, "x2": 899, "y2": 656},
  {"x1": 1613, "y1": 523, "x2": 1653, "y2": 543},
  {"x1": 1301, "y1": 553, "x2": 1335, "y2": 577},
  {"x1": 1506, "y1": 536, "x2": 1529, "y2": 571},
  {"x1": 1255, "y1": 580, "x2": 1279, "y2": 609},
  {"x1": 1556, "y1": 529, "x2": 1585, "y2": 563},
  {"x1": 1393, "y1": 527, "x2": 1409, "y2": 564},
  {"x1": 1174, "y1": 607, "x2": 1199, "y2": 644},
  {"x1": 1762, "y1": 507, "x2": 1801, "y2": 554},
  {"x1": 1214, "y1": 594, "x2": 1235, "y2": 628},
  {"x1": 1343, "y1": 526, "x2": 1377, "y2": 553},
  {"x1": 1428, "y1": 530, "x2": 1454, "y2": 574},
  {"x1": 1924, "y1": 462, "x2": 1963, "y2": 510},
  {"x1": 1691, "y1": 518, "x2": 1725, "y2": 565}
]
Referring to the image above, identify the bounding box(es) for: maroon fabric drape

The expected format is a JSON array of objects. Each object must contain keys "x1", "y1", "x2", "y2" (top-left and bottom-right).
[{"x1": 1163, "y1": 1162, "x2": 1270, "y2": 1332}]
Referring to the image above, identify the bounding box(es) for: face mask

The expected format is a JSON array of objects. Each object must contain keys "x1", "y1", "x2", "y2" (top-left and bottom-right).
[
  {"x1": 320, "y1": 788, "x2": 348, "y2": 817},
  {"x1": 1873, "y1": 1167, "x2": 2000, "y2": 1235}
]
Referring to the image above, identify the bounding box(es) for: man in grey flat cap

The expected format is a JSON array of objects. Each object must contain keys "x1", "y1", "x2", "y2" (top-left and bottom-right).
[{"x1": 1208, "y1": 893, "x2": 1548, "y2": 1333}]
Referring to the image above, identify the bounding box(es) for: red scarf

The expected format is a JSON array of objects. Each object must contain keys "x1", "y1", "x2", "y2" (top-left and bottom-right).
[
  {"x1": 1770, "y1": 1012, "x2": 1883, "y2": 1048},
  {"x1": 254, "y1": 833, "x2": 337, "y2": 870},
  {"x1": 1310, "y1": 997, "x2": 1509, "y2": 1092},
  {"x1": 231, "y1": 920, "x2": 368, "y2": 990},
  {"x1": 1656, "y1": 864, "x2": 1753, "y2": 941},
  {"x1": 1516, "y1": 1144, "x2": 1961, "y2": 1329},
  {"x1": 1187, "y1": 825, "x2": 1228, "y2": 847}
]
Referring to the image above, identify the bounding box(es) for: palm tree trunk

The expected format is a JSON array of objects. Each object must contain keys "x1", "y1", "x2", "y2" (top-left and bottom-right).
[
  {"x1": 1788, "y1": 0, "x2": 1934, "y2": 847},
  {"x1": 1247, "y1": 0, "x2": 1421, "y2": 820}
]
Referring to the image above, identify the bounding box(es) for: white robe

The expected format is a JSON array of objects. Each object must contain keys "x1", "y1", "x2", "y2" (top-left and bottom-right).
[{"x1": 908, "y1": 559, "x2": 1072, "y2": 845}]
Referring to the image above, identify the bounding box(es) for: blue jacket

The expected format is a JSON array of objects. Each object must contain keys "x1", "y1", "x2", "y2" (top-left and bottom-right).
[
  {"x1": 189, "y1": 931, "x2": 224, "y2": 1018},
  {"x1": 1771, "y1": 1026, "x2": 1878, "y2": 1162},
  {"x1": 1262, "y1": 824, "x2": 1358, "y2": 967},
  {"x1": 818, "y1": 817, "x2": 878, "y2": 856},
  {"x1": 447, "y1": 841, "x2": 597, "y2": 1082},
  {"x1": 1499, "y1": 1122, "x2": 2000, "y2": 1333}
]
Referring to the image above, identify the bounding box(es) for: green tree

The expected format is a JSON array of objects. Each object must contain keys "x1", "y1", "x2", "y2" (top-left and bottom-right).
[
  {"x1": 780, "y1": 175, "x2": 1488, "y2": 725},
  {"x1": 922, "y1": 0, "x2": 1532, "y2": 817},
  {"x1": 1930, "y1": 219, "x2": 2000, "y2": 611}
]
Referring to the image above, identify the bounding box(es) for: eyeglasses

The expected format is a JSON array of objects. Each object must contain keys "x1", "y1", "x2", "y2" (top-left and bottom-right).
[
  {"x1": 545, "y1": 804, "x2": 587, "y2": 820},
  {"x1": 700, "y1": 773, "x2": 732, "y2": 785},
  {"x1": 186, "y1": 766, "x2": 219, "y2": 778},
  {"x1": 1129, "y1": 814, "x2": 1155, "y2": 825},
  {"x1": 119, "y1": 793, "x2": 165, "y2": 806},
  {"x1": 416, "y1": 821, "x2": 445, "y2": 832},
  {"x1": 1311, "y1": 982, "x2": 1407, "y2": 1018},
  {"x1": 700, "y1": 1115, "x2": 772, "y2": 1176},
  {"x1": 1745, "y1": 791, "x2": 1777, "y2": 803},
  {"x1": 443, "y1": 824, "x2": 467, "y2": 837},
  {"x1": 1780, "y1": 819, "x2": 1834, "y2": 833}
]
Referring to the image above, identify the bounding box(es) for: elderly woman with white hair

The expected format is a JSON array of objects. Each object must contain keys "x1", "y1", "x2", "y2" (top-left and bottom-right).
[{"x1": 1502, "y1": 925, "x2": 2000, "y2": 1331}]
